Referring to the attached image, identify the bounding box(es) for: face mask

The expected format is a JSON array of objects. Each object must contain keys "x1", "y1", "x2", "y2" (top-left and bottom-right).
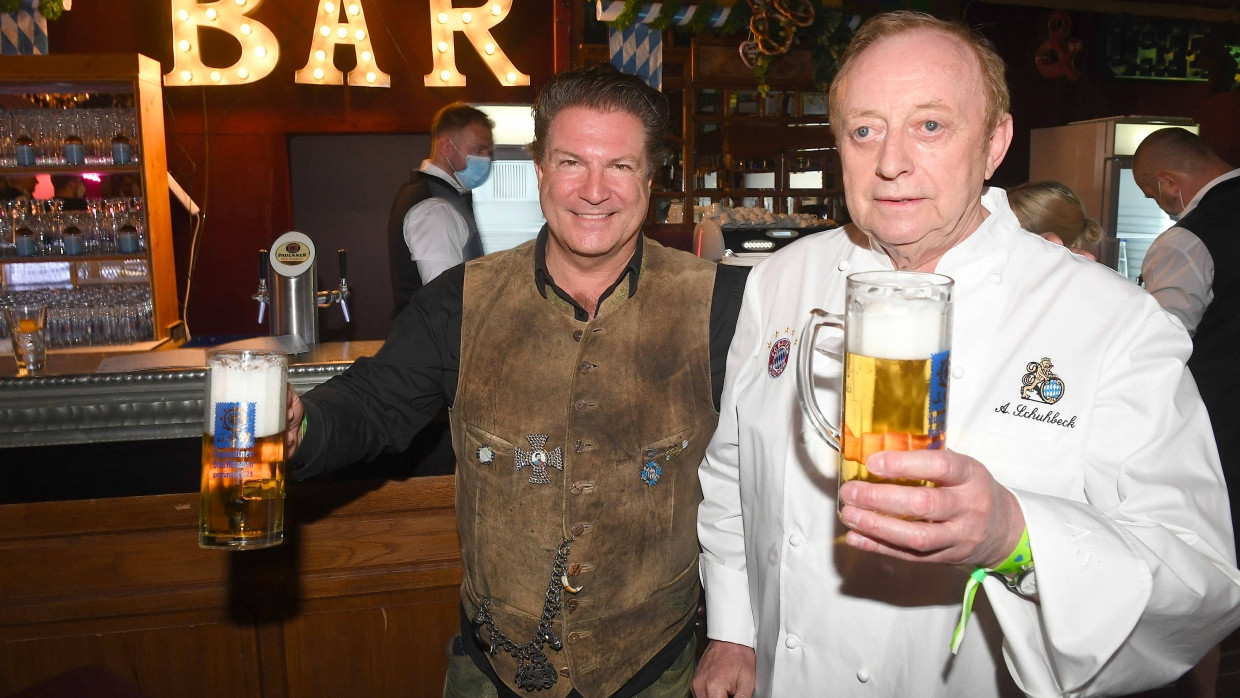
[
  {"x1": 449, "y1": 140, "x2": 492, "y2": 190},
  {"x1": 1157, "y1": 180, "x2": 1186, "y2": 221}
]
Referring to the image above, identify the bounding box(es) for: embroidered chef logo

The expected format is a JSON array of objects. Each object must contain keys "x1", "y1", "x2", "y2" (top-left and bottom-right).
[
  {"x1": 993, "y1": 357, "x2": 1077, "y2": 429},
  {"x1": 767, "y1": 329, "x2": 797, "y2": 378},
  {"x1": 1020, "y1": 357, "x2": 1064, "y2": 404}
]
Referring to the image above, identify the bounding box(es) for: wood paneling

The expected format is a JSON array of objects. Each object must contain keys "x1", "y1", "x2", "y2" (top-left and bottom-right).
[{"x1": 0, "y1": 475, "x2": 462, "y2": 697}]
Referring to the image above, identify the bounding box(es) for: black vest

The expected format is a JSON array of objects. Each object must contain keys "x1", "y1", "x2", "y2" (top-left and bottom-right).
[
  {"x1": 387, "y1": 170, "x2": 484, "y2": 317},
  {"x1": 1177, "y1": 175, "x2": 1240, "y2": 492}
]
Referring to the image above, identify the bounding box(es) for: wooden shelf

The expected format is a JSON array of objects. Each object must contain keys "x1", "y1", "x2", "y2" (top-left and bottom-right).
[{"x1": 0, "y1": 53, "x2": 180, "y2": 342}]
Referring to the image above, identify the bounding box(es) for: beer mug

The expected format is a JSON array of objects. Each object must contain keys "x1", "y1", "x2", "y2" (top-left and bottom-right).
[
  {"x1": 200, "y1": 350, "x2": 288, "y2": 549},
  {"x1": 796, "y1": 271, "x2": 953, "y2": 515}
]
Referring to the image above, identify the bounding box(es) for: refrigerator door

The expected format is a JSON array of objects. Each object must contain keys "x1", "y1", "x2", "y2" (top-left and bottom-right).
[{"x1": 1103, "y1": 155, "x2": 1176, "y2": 283}]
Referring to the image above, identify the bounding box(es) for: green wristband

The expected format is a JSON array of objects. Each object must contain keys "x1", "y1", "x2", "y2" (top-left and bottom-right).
[
  {"x1": 950, "y1": 527, "x2": 1033, "y2": 654},
  {"x1": 299, "y1": 415, "x2": 308, "y2": 440},
  {"x1": 990, "y1": 527, "x2": 1033, "y2": 578}
]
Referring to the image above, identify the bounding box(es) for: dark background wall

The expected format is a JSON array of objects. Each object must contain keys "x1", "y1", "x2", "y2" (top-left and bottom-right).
[
  {"x1": 43, "y1": 0, "x2": 1240, "y2": 339},
  {"x1": 965, "y1": 1, "x2": 1240, "y2": 188}
]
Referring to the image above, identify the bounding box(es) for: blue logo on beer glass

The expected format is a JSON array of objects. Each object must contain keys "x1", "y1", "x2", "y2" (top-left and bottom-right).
[
  {"x1": 927, "y1": 350, "x2": 950, "y2": 448},
  {"x1": 214, "y1": 402, "x2": 257, "y2": 449}
]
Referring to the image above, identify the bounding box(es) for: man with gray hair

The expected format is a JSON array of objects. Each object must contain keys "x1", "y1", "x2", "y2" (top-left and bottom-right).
[
  {"x1": 693, "y1": 11, "x2": 1240, "y2": 698},
  {"x1": 287, "y1": 63, "x2": 747, "y2": 697}
]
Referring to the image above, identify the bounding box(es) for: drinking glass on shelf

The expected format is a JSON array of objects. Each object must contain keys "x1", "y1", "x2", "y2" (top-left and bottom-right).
[{"x1": 3, "y1": 303, "x2": 49, "y2": 376}]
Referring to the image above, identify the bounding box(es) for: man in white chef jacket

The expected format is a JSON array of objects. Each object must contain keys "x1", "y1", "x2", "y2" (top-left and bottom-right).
[{"x1": 692, "y1": 11, "x2": 1240, "y2": 698}]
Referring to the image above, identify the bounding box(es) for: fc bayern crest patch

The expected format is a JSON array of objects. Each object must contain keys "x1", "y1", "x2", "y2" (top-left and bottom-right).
[{"x1": 767, "y1": 329, "x2": 796, "y2": 378}]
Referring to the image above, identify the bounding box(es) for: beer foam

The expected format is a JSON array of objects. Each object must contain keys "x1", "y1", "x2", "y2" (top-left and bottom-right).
[
  {"x1": 205, "y1": 353, "x2": 286, "y2": 437},
  {"x1": 850, "y1": 298, "x2": 948, "y2": 359}
]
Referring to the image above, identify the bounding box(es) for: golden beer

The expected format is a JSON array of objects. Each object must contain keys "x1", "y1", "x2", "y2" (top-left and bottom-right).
[
  {"x1": 840, "y1": 352, "x2": 949, "y2": 488},
  {"x1": 200, "y1": 433, "x2": 285, "y2": 546},
  {"x1": 200, "y1": 350, "x2": 288, "y2": 549},
  {"x1": 796, "y1": 270, "x2": 953, "y2": 519}
]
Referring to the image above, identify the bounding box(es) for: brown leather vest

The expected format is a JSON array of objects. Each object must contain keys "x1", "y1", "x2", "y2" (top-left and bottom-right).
[{"x1": 454, "y1": 238, "x2": 718, "y2": 697}]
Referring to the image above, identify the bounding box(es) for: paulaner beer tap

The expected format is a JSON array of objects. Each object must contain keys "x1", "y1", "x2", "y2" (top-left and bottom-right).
[{"x1": 260, "y1": 231, "x2": 350, "y2": 346}]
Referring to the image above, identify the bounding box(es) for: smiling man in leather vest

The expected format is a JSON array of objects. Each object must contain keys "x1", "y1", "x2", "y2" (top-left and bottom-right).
[{"x1": 285, "y1": 64, "x2": 747, "y2": 698}]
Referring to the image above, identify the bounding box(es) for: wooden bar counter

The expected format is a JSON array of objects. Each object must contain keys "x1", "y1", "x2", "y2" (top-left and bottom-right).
[{"x1": 0, "y1": 343, "x2": 463, "y2": 697}]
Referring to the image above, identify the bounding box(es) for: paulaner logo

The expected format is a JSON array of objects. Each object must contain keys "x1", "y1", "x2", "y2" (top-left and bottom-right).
[{"x1": 274, "y1": 240, "x2": 310, "y2": 265}]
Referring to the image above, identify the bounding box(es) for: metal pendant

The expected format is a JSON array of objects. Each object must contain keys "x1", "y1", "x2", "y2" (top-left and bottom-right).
[{"x1": 516, "y1": 434, "x2": 564, "y2": 484}]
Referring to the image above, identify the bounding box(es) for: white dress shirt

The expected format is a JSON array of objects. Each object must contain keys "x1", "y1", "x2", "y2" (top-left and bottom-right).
[
  {"x1": 699, "y1": 187, "x2": 1240, "y2": 697},
  {"x1": 1140, "y1": 169, "x2": 1240, "y2": 335},
  {"x1": 403, "y1": 160, "x2": 471, "y2": 284}
]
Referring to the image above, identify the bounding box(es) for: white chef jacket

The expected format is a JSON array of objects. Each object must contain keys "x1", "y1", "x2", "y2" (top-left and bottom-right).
[
  {"x1": 403, "y1": 160, "x2": 472, "y2": 284},
  {"x1": 1140, "y1": 169, "x2": 1240, "y2": 335},
  {"x1": 698, "y1": 187, "x2": 1240, "y2": 697}
]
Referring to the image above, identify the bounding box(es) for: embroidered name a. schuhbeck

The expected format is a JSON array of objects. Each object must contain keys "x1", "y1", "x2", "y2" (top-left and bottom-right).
[{"x1": 993, "y1": 357, "x2": 1077, "y2": 429}]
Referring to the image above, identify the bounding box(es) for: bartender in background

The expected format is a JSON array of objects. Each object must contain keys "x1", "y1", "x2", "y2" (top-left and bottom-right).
[
  {"x1": 387, "y1": 102, "x2": 494, "y2": 318},
  {"x1": 1135, "y1": 127, "x2": 1240, "y2": 536},
  {"x1": 1134, "y1": 125, "x2": 1240, "y2": 698}
]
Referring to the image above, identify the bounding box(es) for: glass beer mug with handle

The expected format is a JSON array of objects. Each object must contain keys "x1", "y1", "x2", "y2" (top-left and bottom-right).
[
  {"x1": 200, "y1": 350, "x2": 288, "y2": 549},
  {"x1": 796, "y1": 271, "x2": 954, "y2": 517}
]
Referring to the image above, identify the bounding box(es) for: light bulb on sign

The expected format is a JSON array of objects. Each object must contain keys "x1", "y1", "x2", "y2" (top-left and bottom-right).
[
  {"x1": 424, "y1": 0, "x2": 528, "y2": 87},
  {"x1": 164, "y1": 0, "x2": 280, "y2": 86},
  {"x1": 295, "y1": 0, "x2": 391, "y2": 88}
]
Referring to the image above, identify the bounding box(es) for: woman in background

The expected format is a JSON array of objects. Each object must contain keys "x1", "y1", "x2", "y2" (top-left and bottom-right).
[{"x1": 1008, "y1": 180, "x2": 1101, "y2": 261}]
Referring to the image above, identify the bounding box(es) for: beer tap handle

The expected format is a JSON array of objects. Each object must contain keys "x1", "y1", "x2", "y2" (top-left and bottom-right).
[
  {"x1": 255, "y1": 249, "x2": 270, "y2": 324},
  {"x1": 337, "y1": 248, "x2": 351, "y2": 323}
]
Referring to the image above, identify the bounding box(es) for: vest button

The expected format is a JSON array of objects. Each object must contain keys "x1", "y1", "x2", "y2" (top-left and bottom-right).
[
  {"x1": 570, "y1": 523, "x2": 585, "y2": 536},
  {"x1": 566, "y1": 598, "x2": 579, "y2": 612},
  {"x1": 570, "y1": 482, "x2": 584, "y2": 495},
  {"x1": 573, "y1": 439, "x2": 584, "y2": 453},
  {"x1": 578, "y1": 361, "x2": 592, "y2": 374},
  {"x1": 572, "y1": 329, "x2": 584, "y2": 342},
  {"x1": 574, "y1": 399, "x2": 588, "y2": 412},
  {"x1": 568, "y1": 562, "x2": 582, "y2": 576},
  {"x1": 560, "y1": 667, "x2": 571, "y2": 678}
]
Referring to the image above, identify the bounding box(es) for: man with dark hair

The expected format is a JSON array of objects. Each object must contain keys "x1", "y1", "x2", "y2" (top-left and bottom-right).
[
  {"x1": 387, "y1": 102, "x2": 495, "y2": 318},
  {"x1": 286, "y1": 63, "x2": 747, "y2": 697},
  {"x1": 693, "y1": 11, "x2": 1240, "y2": 698}
]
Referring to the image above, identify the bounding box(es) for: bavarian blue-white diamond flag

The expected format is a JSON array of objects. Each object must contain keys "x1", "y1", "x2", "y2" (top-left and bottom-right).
[
  {"x1": 609, "y1": 22, "x2": 662, "y2": 91},
  {"x1": 0, "y1": 7, "x2": 48, "y2": 55}
]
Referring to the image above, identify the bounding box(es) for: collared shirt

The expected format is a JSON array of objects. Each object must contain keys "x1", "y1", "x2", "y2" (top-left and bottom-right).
[
  {"x1": 1141, "y1": 169, "x2": 1240, "y2": 335},
  {"x1": 403, "y1": 160, "x2": 472, "y2": 284}
]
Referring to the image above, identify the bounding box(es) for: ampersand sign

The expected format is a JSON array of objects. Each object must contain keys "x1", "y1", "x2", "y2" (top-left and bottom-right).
[{"x1": 1036, "y1": 11, "x2": 1083, "y2": 81}]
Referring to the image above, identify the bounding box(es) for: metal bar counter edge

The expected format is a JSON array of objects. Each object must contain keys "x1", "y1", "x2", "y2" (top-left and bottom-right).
[{"x1": 0, "y1": 341, "x2": 383, "y2": 448}]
